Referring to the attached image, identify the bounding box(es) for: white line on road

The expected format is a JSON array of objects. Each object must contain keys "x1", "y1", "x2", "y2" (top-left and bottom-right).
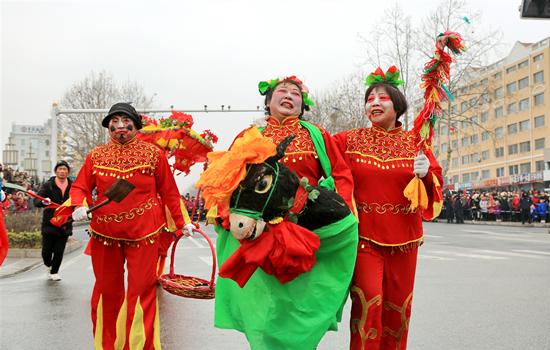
[
  {"x1": 460, "y1": 230, "x2": 550, "y2": 244},
  {"x1": 430, "y1": 250, "x2": 507, "y2": 260},
  {"x1": 419, "y1": 254, "x2": 454, "y2": 261},
  {"x1": 472, "y1": 249, "x2": 546, "y2": 259},
  {"x1": 424, "y1": 234, "x2": 443, "y2": 238},
  {"x1": 184, "y1": 237, "x2": 205, "y2": 248},
  {"x1": 513, "y1": 249, "x2": 550, "y2": 256}
]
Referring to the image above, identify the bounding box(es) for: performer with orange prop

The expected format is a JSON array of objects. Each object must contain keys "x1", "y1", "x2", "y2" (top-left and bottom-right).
[{"x1": 333, "y1": 32, "x2": 463, "y2": 349}]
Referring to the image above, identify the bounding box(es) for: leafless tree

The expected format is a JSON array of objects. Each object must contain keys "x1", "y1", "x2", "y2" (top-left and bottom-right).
[
  {"x1": 308, "y1": 71, "x2": 368, "y2": 134},
  {"x1": 58, "y1": 71, "x2": 155, "y2": 167}
]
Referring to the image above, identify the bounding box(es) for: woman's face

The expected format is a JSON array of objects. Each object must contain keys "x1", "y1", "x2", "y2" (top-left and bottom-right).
[
  {"x1": 365, "y1": 86, "x2": 397, "y2": 130},
  {"x1": 269, "y1": 82, "x2": 303, "y2": 120}
]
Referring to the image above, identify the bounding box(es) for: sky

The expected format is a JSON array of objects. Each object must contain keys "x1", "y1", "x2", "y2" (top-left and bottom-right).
[{"x1": 1, "y1": 0, "x2": 549, "y2": 190}]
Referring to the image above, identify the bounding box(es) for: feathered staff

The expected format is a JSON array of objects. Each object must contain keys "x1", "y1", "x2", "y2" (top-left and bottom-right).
[{"x1": 403, "y1": 31, "x2": 465, "y2": 212}]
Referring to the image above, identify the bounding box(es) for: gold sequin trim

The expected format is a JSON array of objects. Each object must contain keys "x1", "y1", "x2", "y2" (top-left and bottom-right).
[
  {"x1": 88, "y1": 229, "x2": 162, "y2": 247},
  {"x1": 358, "y1": 202, "x2": 418, "y2": 215},
  {"x1": 90, "y1": 138, "x2": 159, "y2": 179},
  {"x1": 345, "y1": 127, "x2": 417, "y2": 161},
  {"x1": 95, "y1": 197, "x2": 157, "y2": 223}
]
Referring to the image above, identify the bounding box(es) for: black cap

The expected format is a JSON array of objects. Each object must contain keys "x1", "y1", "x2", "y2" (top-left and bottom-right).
[
  {"x1": 101, "y1": 102, "x2": 143, "y2": 129},
  {"x1": 54, "y1": 160, "x2": 70, "y2": 172}
]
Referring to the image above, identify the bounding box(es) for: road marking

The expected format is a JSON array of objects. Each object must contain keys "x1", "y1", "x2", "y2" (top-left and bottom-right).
[
  {"x1": 430, "y1": 250, "x2": 506, "y2": 260},
  {"x1": 424, "y1": 234, "x2": 443, "y2": 238},
  {"x1": 472, "y1": 249, "x2": 546, "y2": 259},
  {"x1": 419, "y1": 254, "x2": 454, "y2": 261},
  {"x1": 513, "y1": 249, "x2": 550, "y2": 256},
  {"x1": 460, "y1": 230, "x2": 550, "y2": 244},
  {"x1": 184, "y1": 237, "x2": 205, "y2": 248}
]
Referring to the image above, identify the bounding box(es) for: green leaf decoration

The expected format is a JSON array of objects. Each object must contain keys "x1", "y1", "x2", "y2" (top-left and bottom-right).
[
  {"x1": 258, "y1": 79, "x2": 279, "y2": 95},
  {"x1": 308, "y1": 189, "x2": 320, "y2": 202}
]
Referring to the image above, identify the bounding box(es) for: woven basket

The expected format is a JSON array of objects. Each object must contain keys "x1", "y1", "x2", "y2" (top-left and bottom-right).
[{"x1": 159, "y1": 227, "x2": 216, "y2": 299}]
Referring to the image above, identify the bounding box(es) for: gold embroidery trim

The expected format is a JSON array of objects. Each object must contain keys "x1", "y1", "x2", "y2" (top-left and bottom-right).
[
  {"x1": 358, "y1": 202, "x2": 418, "y2": 215},
  {"x1": 350, "y1": 288, "x2": 382, "y2": 348},
  {"x1": 89, "y1": 226, "x2": 164, "y2": 245},
  {"x1": 95, "y1": 198, "x2": 157, "y2": 223},
  {"x1": 382, "y1": 293, "x2": 413, "y2": 349}
]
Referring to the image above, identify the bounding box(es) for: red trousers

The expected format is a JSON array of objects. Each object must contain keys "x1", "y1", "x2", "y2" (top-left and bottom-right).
[
  {"x1": 90, "y1": 237, "x2": 161, "y2": 350},
  {"x1": 350, "y1": 241, "x2": 418, "y2": 350}
]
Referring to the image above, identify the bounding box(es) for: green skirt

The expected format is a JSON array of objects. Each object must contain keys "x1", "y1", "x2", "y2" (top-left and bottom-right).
[{"x1": 214, "y1": 213, "x2": 358, "y2": 350}]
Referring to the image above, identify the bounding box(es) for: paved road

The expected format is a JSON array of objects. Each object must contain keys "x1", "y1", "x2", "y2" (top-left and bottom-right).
[{"x1": 1, "y1": 222, "x2": 550, "y2": 349}]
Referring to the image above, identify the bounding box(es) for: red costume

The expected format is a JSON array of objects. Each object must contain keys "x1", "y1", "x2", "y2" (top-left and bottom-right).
[
  {"x1": 334, "y1": 124, "x2": 442, "y2": 350},
  {"x1": 255, "y1": 116, "x2": 354, "y2": 209},
  {"x1": 71, "y1": 137, "x2": 186, "y2": 350}
]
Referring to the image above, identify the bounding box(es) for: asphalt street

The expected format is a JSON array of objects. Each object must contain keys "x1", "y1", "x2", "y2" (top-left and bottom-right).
[{"x1": 1, "y1": 222, "x2": 549, "y2": 349}]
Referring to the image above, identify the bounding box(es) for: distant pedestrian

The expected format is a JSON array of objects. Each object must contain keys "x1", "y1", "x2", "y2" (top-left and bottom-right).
[
  {"x1": 34, "y1": 160, "x2": 73, "y2": 281},
  {"x1": 520, "y1": 191, "x2": 532, "y2": 224}
]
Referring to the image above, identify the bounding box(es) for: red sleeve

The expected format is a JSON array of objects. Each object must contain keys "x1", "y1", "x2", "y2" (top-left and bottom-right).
[
  {"x1": 155, "y1": 151, "x2": 185, "y2": 229},
  {"x1": 332, "y1": 131, "x2": 349, "y2": 161},
  {"x1": 321, "y1": 129, "x2": 354, "y2": 210},
  {"x1": 69, "y1": 155, "x2": 95, "y2": 207}
]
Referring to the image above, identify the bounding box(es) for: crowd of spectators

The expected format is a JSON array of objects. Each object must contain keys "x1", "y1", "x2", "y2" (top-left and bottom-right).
[
  {"x1": 182, "y1": 192, "x2": 206, "y2": 221},
  {"x1": 1, "y1": 166, "x2": 41, "y2": 215},
  {"x1": 441, "y1": 189, "x2": 549, "y2": 224}
]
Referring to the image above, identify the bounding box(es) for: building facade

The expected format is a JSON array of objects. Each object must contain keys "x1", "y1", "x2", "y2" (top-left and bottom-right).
[
  {"x1": 2, "y1": 120, "x2": 54, "y2": 180},
  {"x1": 432, "y1": 36, "x2": 550, "y2": 192}
]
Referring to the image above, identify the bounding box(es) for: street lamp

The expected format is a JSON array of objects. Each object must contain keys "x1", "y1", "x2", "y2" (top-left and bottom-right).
[{"x1": 24, "y1": 144, "x2": 37, "y2": 178}]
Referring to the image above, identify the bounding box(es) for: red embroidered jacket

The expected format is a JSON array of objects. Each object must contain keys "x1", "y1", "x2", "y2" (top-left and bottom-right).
[
  {"x1": 70, "y1": 138, "x2": 185, "y2": 241},
  {"x1": 334, "y1": 125, "x2": 443, "y2": 246},
  {"x1": 247, "y1": 116, "x2": 354, "y2": 210}
]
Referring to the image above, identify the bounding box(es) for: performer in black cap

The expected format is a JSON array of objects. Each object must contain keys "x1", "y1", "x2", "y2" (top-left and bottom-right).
[
  {"x1": 34, "y1": 160, "x2": 73, "y2": 281},
  {"x1": 69, "y1": 102, "x2": 193, "y2": 349}
]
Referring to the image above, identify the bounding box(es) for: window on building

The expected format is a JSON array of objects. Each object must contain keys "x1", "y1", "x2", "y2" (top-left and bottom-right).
[
  {"x1": 495, "y1": 106, "x2": 504, "y2": 118},
  {"x1": 519, "y1": 98, "x2": 529, "y2": 111},
  {"x1": 508, "y1": 144, "x2": 519, "y2": 155},
  {"x1": 495, "y1": 127, "x2": 504, "y2": 138},
  {"x1": 534, "y1": 115, "x2": 545, "y2": 128},
  {"x1": 535, "y1": 138, "x2": 545, "y2": 150},
  {"x1": 533, "y1": 53, "x2": 543, "y2": 62},
  {"x1": 506, "y1": 82, "x2": 517, "y2": 95},
  {"x1": 507, "y1": 102, "x2": 517, "y2": 114},
  {"x1": 471, "y1": 115, "x2": 478, "y2": 125},
  {"x1": 452, "y1": 140, "x2": 458, "y2": 149},
  {"x1": 506, "y1": 66, "x2": 517, "y2": 74},
  {"x1": 461, "y1": 137, "x2": 469, "y2": 147},
  {"x1": 461, "y1": 101, "x2": 469, "y2": 112},
  {"x1": 452, "y1": 158, "x2": 459, "y2": 167},
  {"x1": 534, "y1": 71, "x2": 544, "y2": 84},
  {"x1": 471, "y1": 171, "x2": 479, "y2": 180},
  {"x1": 496, "y1": 167, "x2": 505, "y2": 177},
  {"x1": 462, "y1": 155, "x2": 470, "y2": 165},
  {"x1": 509, "y1": 165, "x2": 519, "y2": 175},
  {"x1": 471, "y1": 153, "x2": 480, "y2": 163},
  {"x1": 451, "y1": 105, "x2": 458, "y2": 114},
  {"x1": 481, "y1": 111, "x2": 489, "y2": 122},
  {"x1": 519, "y1": 141, "x2": 531, "y2": 152},
  {"x1": 518, "y1": 60, "x2": 529, "y2": 69},
  {"x1": 441, "y1": 160, "x2": 448, "y2": 169},
  {"x1": 441, "y1": 125, "x2": 448, "y2": 135},
  {"x1": 452, "y1": 175, "x2": 459, "y2": 183},
  {"x1": 481, "y1": 169, "x2": 490, "y2": 179},
  {"x1": 520, "y1": 162, "x2": 531, "y2": 174},
  {"x1": 494, "y1": 87, "x2": 504, "y2": 99},
  {"x1": 462, "y1": 173, "x2": 470, "y2": 182},
  {"x1": 470, "y1": 98, "x2": 477, "y2": 107},
  {"x1": 480, "y1": 78, "x2": 488, "y2": 85},
  {"x1": 45, "y1": 139, "x2": 50, "y2": 146},
  {"x1": 535, "y1": 160, "x2": 545, "y2": 171},
  {"x1": 518, "y1": 76, "x2": 529, "y2": 89},
  {"x1": 481, "y1": 150, "x2": 489, "y2": 160},
  {"x1": 481, "y1": 131, "x2": 490, "y2": 141},
  {"x1": 534, "y1": 92, "x2": 544, "y2": 106},
  {"x1": 519, "y1": 119, "x2": 530, "y2": 131},
  {"x1": 495, "y1": 147, "x2": 504, "y2": 158},
  {"x1": 494, "y1": 71, "x2": 503, "y2": 79},
  {"x1": 507, "y1": 123, "x2": 518, "y2": 134},
  {"x1": 471, "y1": 134, "x2": 479, "y2": 144},
  {"x1": 45, "y1": 150, "x2": 49, "y2": 157}
]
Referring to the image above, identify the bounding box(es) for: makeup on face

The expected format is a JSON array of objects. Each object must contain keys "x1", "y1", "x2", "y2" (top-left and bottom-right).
[
  {"x1": 269, "y1": 82, "x2": 302, "y2": 120},
  {"x1": 365, "y1": 87, "x2": 397, "y2": 130},
  {"x1": 108, "y1": 115, "x2": 137, "y2": 143}
]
